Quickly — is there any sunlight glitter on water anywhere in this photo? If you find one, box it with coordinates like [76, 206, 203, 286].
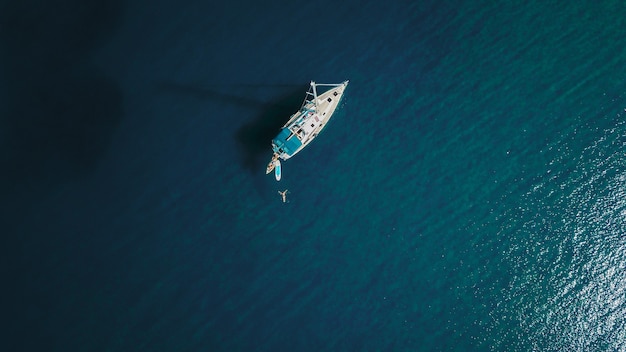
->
[494, 117, 626, 351]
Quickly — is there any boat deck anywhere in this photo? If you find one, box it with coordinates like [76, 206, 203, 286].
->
[271, 81, 348, 161]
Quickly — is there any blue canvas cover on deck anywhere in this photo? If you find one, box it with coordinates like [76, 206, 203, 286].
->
[272, 128, 302, 157]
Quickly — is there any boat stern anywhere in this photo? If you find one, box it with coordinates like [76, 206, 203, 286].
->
[271, 127, 301, 160]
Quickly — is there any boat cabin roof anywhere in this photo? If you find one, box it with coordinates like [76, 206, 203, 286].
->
[272, 110, 320, 157]
[272, 127, 302, 157]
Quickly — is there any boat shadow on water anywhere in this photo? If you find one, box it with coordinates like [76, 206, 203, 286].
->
[235, 85, 308, 173]
[156, 82, 306, 173]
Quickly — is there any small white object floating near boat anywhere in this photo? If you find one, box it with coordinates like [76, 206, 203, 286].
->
[274, 159, 281, 181]
[266, 80, 349, 180]
[266, 156, 282, 181]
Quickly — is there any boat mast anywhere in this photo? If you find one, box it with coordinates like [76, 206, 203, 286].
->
[310, 81, 319, 111]
[311, 81, 318, 101]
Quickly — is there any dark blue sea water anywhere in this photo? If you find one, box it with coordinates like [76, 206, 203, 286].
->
[3, 0, 626, 351]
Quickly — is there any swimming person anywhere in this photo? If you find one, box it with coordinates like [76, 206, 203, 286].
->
[278, 190, 288, 203]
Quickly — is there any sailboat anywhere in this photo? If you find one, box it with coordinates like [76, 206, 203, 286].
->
[266, 80, 349, 181]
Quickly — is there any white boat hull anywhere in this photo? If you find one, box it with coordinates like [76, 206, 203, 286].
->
[267, 80, 348, 181]
[271, 80, 349, 161]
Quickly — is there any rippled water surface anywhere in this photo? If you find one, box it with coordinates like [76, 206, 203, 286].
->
[497, 119, 626, 350]
[4, 0, 626, 351]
